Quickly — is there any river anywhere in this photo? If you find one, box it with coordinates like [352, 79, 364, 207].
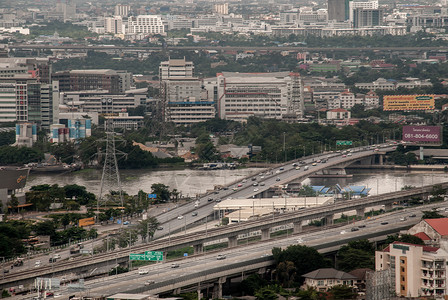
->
[26, 167, 448, 197]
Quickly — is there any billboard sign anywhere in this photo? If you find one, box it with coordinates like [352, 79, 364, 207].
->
[78, 217, 95, 227]
[383, 94, 435, 111]
[402, 126, 442, 144]
[130, 251, 163, 261]
[148, 194, 157, 198]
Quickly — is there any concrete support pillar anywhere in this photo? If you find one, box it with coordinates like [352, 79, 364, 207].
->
[173, 288, 181, 295]
[228, 236, 238, 248]
[379, 154, 384, 165]
[356, 207, 365, 218]
[212, 277, 226, 299]
[384, 203, 393, 211]
[325, 214, 334, 225]
[293, 221, 303, 233]
[261, 228, 270, 241]
[194, 243, 204, 254]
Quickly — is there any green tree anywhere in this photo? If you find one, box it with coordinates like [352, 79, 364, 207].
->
[137, 217, 160, 242]
[336, 240, 374, 272]
[151, 183, 171, 203]
[272, 245, 329, 286]
[241, 274, 268, 295]
[422, 209, 444, 219]
[384, 234, 424, 245]
[327, 285, 357, 300]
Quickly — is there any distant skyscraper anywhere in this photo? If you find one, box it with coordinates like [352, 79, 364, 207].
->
[115, 4, 130, 17]
[328, 0, 351, 21]
[214, 3, 229, 15]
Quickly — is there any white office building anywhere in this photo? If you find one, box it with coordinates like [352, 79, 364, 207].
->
[216, 72, 304, 122]
[127, 15, 165, 35]
[115, 4, 131, 17]
[105, 16, 124, 34]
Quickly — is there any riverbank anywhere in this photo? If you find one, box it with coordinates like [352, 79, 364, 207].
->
[347, 164, 448, 171]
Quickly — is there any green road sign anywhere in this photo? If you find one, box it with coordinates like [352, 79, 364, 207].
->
[129, 253, 146, 261]
[129, 251, 164, 261]
[336, 140, 352, 146]
[145, 251, 163, 261]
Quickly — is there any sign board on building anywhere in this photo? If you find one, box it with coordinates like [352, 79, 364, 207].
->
[78, 217, 95, 227]
[148, 194, 157, 198]
[402, 126, 442, 145]
[336, 140, 352, 146]
[383, 94, 435, 111]
[129, 251, 163, 261]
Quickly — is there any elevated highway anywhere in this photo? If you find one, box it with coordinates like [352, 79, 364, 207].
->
[2, 178, 444, 289]
[23, 204, 439, 299]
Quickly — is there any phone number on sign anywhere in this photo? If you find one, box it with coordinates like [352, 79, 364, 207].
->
[404, 134, 439, 139]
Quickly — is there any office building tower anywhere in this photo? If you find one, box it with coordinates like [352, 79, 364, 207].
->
[115, 4, 131, 17]
[353, 8, 383, 27]
[328, 0, 351, 21]
[105, 16, 124, 34]
[127, 15, 165, 35]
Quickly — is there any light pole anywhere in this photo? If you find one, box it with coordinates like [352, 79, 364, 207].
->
[283, 132, 286, 162]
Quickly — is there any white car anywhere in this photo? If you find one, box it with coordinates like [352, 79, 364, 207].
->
[34, 260, 41, 267]
[53, 254, 61, 259]
[297, 238, 304, 244]
[144, 279, 155, 285]
[138, 269, 149, 275]
[340, 230, 346, 235]
[177, 215, 183, 220]
[253, 188, 259, 192]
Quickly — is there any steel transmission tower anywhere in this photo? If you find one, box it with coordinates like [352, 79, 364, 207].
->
[97, 123, 126, 212]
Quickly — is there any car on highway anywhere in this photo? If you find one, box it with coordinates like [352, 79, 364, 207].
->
[217, 254, 226, 260]
[296, 238, 304, 244]
[358, 224, 366, 228]
[215, 199, 221, 202]
[123, 221, 129, 225]
[260, 182, 265, 186]
[177, 215, 184, 220]
[192, 212, 198, 217]
[253, 188, 259, 192]
[400, 217, 407, 221]
[351, 227, 359, 232]
[409, 214, 417, 217]
[275, 170, 280, 174]
[171, 263, 179, 268]
[279, 167, 284, 171]
[208, 198, 213, 202]
[292, 163, 298, 167]
[304, 166, 309, 171]
[34, 260, 41, 267]
[347, 153, 352, 156]
[237, 184, 243, 187]
[340, 230, 346, 235]
[139, 269, 149, 275]
[342, 155, 347, 158]
[312, 162, 317, 166]
[144, 279, 155, 285]
[380, 221, 389, 225]
[157, 226, 163, 230]
[242, 179, 247, 183]
[276, 177, 281, 181]
[49, 258, 57, 263]
[295, 166, 301, 170]
[253, 182, 258, 186]
[53, 254, 61, 259]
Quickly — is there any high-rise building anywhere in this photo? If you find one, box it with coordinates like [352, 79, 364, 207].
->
[159, 58, 194, 80]
[328, 0, 348, 21]
[348, 0, 378, 22]
[353, 8, 383, 28]
[214, 3, 229, 15]
[127, 15, 165, 35]
[160, 58, 215, 126]
[52, 69, 132, 94]
[216, 72, 304, 122]
[115, 4, 131, 17]
[105, 16, 123, 34]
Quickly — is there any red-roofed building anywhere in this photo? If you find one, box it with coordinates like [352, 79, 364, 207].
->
[408, 218, 448, 249]
[414, 232, 431, 241]
[375, 242, 448, 298]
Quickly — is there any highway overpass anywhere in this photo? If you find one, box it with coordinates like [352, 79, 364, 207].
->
[2, 180, 444, 290]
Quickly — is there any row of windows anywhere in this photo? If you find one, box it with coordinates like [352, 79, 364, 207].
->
[225, 109, 280, 112]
